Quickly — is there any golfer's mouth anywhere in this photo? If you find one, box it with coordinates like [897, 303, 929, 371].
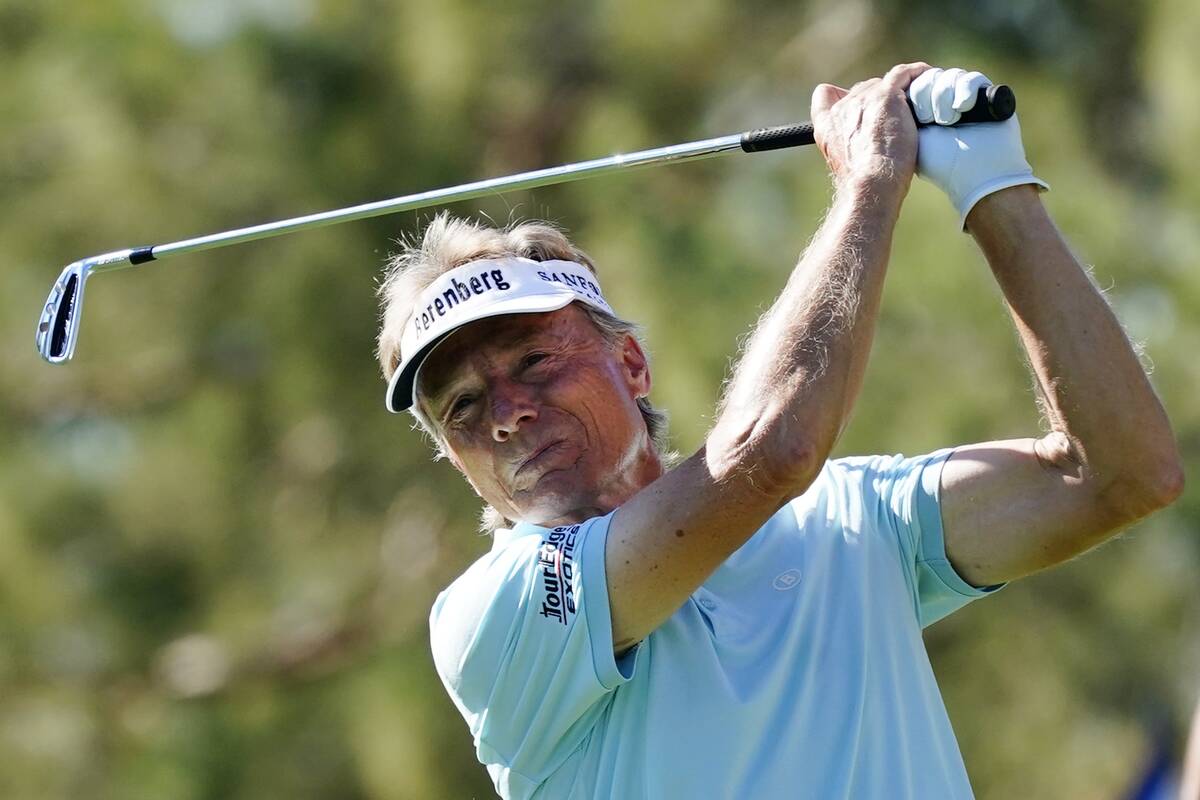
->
[517, 439, 567, 475]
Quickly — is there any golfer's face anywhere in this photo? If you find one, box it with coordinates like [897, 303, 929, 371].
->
[415, 304, 649, 525]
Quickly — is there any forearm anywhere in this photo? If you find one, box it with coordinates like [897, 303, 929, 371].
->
[968, 186, 1182, 508]
[709, 178, 903, 489]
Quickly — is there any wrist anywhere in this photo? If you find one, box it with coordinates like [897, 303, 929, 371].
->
[966, 184, 1047, 240]
[835, 171, 908, 219]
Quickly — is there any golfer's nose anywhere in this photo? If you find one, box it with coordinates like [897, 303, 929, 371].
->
[490, 380, 538, 442]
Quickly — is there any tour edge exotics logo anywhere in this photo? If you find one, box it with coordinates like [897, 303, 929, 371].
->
[537, 524, 579, 625]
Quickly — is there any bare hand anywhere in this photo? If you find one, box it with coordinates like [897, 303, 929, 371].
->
[810, 62, 932, 193]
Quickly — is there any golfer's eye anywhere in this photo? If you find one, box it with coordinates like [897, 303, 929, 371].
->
[521, 352, 548, 370]
[448, 396, 474, 420]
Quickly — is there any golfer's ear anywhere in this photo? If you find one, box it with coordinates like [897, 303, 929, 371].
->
[619, 334, 651, 398]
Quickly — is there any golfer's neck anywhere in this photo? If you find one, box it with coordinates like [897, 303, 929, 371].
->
[541, 444, 664, 528]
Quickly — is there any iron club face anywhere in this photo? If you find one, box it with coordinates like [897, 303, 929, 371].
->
[37, 260, 88, 364]
[36, 248, 136, 364]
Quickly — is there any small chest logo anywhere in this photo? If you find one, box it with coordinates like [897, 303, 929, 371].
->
[772, 568, 802, 591]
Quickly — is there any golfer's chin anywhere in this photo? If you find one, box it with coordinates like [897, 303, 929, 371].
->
[509, 465, 606, 528]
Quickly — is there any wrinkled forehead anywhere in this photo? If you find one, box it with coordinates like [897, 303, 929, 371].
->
[414, 305, 587, 407]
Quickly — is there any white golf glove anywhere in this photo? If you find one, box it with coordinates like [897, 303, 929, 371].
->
[908, 67, 1049, 230]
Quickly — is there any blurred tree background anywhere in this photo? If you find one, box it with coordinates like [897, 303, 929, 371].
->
[2, 0, 1198, 797]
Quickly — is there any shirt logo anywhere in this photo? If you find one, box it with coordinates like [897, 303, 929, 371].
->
[772, 568, 802, 591]
[537, 524, 580, 624]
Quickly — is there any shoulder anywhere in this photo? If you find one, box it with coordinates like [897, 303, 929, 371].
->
[428, 518, 612, 709]
[822, 452, 909, 482]
[783, 450, 955, 524]
[430, 532, 541, 631]
[442, 533, 541, 598]
[818, 450, 955, 495]
[428, 520, 600, 682]
[428, 533, 540, 684]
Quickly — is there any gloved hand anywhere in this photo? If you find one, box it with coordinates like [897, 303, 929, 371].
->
[908, 67, 1049, 230]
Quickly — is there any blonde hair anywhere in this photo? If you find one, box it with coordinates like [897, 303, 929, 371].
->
[376, 212, 673, 533]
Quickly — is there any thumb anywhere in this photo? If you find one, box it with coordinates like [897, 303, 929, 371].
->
[811, 83, 847, 122]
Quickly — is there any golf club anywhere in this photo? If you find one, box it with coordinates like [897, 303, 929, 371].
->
[35, 84, 1014, 365]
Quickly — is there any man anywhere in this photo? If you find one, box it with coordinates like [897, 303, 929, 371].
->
[375, 64, 1183, 798]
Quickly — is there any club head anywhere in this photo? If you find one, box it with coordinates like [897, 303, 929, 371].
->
[36, 260, 89, 364]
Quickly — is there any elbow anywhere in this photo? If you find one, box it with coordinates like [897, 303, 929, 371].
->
[755, 441, 823, 500]
[1147, 453, 1186, 509]
[707, 414, 824, 500]
[1104, 447, 1186, 522]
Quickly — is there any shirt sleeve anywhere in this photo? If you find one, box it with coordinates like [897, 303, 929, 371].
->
[839, 448, 1004, 628]
[428, 512, 638, 797]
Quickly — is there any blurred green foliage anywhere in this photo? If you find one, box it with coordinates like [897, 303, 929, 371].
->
[2, 0, 1198, 797]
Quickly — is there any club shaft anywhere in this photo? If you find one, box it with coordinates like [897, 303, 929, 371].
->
[40, 83, 1018, 365]
[75, 84, 1015, 275]
[93, 133, 746, 273]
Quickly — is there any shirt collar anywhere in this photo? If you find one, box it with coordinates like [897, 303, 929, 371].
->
[492, 521, 547, 550]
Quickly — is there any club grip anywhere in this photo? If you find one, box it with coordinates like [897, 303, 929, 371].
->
[739, 84, 1016, 154]
[739, 123, 816, 152]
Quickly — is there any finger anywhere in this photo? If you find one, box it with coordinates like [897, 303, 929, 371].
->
[952, 70, 990, 113]
[908, 67, 939, 124]
[881, 61, 935, 92]
[931, 67, 965, 125]
[847, 77, 881, 97]
[811, 83, 848, 121]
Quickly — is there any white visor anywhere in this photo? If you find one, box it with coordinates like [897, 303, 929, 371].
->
[386, 257, 615, 413]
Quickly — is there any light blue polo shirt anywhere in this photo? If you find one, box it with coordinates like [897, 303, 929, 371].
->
[429, 448, 1002, 799]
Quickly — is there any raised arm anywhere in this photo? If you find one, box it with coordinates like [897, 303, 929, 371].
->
[888, 67, 1184, 588]
[605, 63, 932, 654]
[936, 186, 1183, 586]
